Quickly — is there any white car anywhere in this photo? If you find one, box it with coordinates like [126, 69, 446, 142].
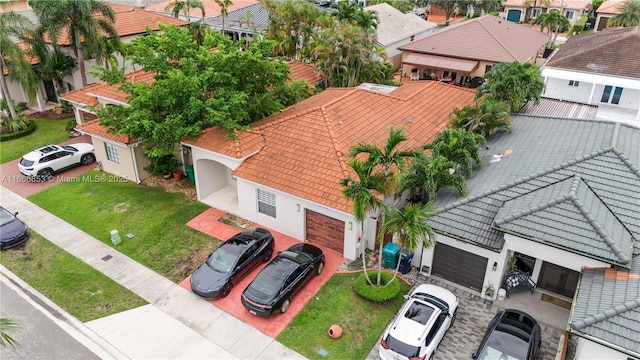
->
[18, 144, 95, 179]
[379, 284, 459, 360]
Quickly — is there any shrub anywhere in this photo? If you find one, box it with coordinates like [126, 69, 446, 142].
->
[0, 119, 36, 141]
[145, 154, 181, 175]
[354, 271, 400, 302]
[66, 119, 77, 133]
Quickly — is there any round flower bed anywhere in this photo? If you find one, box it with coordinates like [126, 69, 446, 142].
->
[353, 271, 400, 302]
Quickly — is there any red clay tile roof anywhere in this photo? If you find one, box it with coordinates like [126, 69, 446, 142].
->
[398, 15, 550, 63]
[2, 42, 40, 75]
[76, 119, 135, 145]
[145, 0, 258, 18]
[285, 61, 323, 84]
[50, 4, 189, 46]
[596, 0, 625, 14]
[502, 0, 588, 10]
[185, 82, 477, 212]
[60, 83, 101, 107]
[60, 70, 155, 106]
[545, 27, 640, 79]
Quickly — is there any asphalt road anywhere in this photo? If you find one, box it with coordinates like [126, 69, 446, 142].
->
[0, 280, 100, 360]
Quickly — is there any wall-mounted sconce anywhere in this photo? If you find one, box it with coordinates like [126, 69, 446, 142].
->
[348, 221, 353, 230]
[492, 262, 498, 271]
[296, 204, 300, 212]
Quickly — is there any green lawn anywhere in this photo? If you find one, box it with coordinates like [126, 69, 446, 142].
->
[277, 272, 411, 360]
[28, 170, 219, 282]
[0, 117, 72, 164]
[0, 232, 148, 322]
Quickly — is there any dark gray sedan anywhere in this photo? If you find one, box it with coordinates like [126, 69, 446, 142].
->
[0, 206, 30, 250]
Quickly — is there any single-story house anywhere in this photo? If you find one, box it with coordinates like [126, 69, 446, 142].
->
[1, 3, 188, 112]
[180, 81, 477, 259]
[422, 115, 639, 306]
[541, 26, 640, 124]
[501, 0, 588, 25]
[594, 0, 625, 31]
[397, 15, 549, 85]
[364, 3, 437, 70]
[145, 0, 258, 21]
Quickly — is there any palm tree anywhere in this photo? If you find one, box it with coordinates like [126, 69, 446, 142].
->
[214, 0, 234, 33]
[30, 0, 119, 87]
[608, 0, 640, 27]
[400, 154, 467, 203]
[0, 317, 20, 349]
[0, 9, 38, 121]
[450, 96, 512, 137]
[188, 20, 210, 46]
[424, 128, 486, 177]
[378, 202, 437, 281]
[165, 0, 205, 21]
[523, 0, 551, 23]
[535, 9, 570, 45]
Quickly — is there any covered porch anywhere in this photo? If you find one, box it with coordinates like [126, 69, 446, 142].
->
[400, 53, 481, 86]
[199, 184, 239, 216]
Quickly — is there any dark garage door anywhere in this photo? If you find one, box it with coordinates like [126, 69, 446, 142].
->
[305, 209, 344, 255]
[432, 244, 487, 291]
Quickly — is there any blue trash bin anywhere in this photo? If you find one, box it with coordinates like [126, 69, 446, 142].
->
[399, 251, 414, 274]
[382, 243, 400, 269]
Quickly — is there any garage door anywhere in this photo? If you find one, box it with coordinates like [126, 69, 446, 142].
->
[432, 244, 487, 291]
[506, 9, 522, 23]
[305, 209, 344, 255]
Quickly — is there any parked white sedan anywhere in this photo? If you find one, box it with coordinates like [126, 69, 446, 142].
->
[18, 144, 95, 179]
[379, 284, 459, 360]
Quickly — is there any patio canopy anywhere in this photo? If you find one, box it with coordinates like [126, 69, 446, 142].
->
[403, 53, 479, 72]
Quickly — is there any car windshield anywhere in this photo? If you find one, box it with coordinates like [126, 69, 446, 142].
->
[0, 209, 16, 226]
[19, 158, 34, 166]
[206, 247, 239, 273]
[478, 327, 529, 360]
[62, 145, 79, 152]
[386, 335, 420, 358]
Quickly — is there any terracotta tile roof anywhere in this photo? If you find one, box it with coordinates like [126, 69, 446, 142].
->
[285, 61, 323, 84]
[2, 42, 39, 75]
[545, 27, 640, 79]
[503, 0, 589, 10]
[187, 82, 476, 212]
[398, 15, 550, 63]
[50, 4, 189, 46]
[0, 0, 28, 12]
[145, 0, 259, 19]
[76, 119, 135, 145]
[60, 83, 101, 107]
[59, 70, 155, 106]
[595, 0, 625, 14]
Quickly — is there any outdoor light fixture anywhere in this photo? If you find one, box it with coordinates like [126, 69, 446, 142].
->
[348, 222, 353, 230]
[296, 204, 300, 212]
[492, 262, 498, 271]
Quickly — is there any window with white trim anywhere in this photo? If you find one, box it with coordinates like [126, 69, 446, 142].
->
[565, 10, 574, 20]
[257, 189, 276, 218]
[105, 143, 120, 163]
[569, 80, 579, 87]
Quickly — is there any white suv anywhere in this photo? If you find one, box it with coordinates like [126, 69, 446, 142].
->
[18, 144, 95, 179]
[379, 284, 459, 360]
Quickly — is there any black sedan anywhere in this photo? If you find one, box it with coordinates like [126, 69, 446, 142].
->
[0, 206, 30, 250]
[472, 309, 541, 360]
[190, 228, 275, 299]
[241, 243, 324, 317]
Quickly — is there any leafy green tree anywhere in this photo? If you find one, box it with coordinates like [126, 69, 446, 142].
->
[93, 25, 290, 171]
[592, 0, 606, 13]
[29, 0, 118, 87]
[477, 61, 544, 112]
[367, 0, 415, 13]
[400, 154, 467, 202]
[0, 9, 38, 121]
[424, 128, 486, 177]
[431, 0, 459, 25]
[0, 317, 20, 349]
[334, 2, 380, 30]
[450, 96, 511, 137]
[273, 79, 317, 106]
[607, 0, 640, 27]
[165, 0, 205, 20]
[188, 20, 212, 46]
[214, 0, 234, 32]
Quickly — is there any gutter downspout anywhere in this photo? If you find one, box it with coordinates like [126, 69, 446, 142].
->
[130, 145, 141, 184]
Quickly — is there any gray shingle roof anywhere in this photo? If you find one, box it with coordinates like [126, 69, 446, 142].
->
[430, 116, 640, 265]
[203, 3, 270, 33]
[365, 3, 437, 46]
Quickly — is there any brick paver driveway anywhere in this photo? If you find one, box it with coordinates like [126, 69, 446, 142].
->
[367, 277, 563, 360]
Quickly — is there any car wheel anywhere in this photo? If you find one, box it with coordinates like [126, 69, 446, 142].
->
[451, 308, 458, 326]
[280, 299, 290, 313]
[429, 354, 435, 360]
[219, 283, 233, 298]
[81, 153, 96, 165]
[316, 262, 324, 275]
[263, 249, 273, 263]
[37, 168, 53, 181]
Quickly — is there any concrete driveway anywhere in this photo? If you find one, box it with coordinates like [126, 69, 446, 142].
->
[0, 135, 95, 198]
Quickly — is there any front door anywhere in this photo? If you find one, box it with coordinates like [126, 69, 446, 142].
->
[43, 80, 57, 102]
[537, 262, 579, 298]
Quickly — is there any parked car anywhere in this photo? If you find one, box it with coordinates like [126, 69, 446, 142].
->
[379, 284, 459, 360]
[241, 243, 324, 317]
[18, 144, 95, 179]
[190, 228, 275, 299]
[0, 206, 30, 250]
[472, 309, 542, 360]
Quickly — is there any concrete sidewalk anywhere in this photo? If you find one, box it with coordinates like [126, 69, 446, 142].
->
[0, 186, 305, 360]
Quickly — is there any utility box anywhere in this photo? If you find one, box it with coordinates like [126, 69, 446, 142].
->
[382, 242, 400, 269]
[399, 251, 414, 274]
[186, 165, 195, 185]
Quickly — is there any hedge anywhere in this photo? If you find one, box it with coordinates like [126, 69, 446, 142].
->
[354, 271, 400, 302]
[0, 120, 36, 141]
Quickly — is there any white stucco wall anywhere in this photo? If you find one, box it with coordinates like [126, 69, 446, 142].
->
[236, 178, 359, 259]
[2, 78, 49, 111]
[544, 78, 594, 103]
[574, 337, 630, 359]
[90, 137, 139, 182]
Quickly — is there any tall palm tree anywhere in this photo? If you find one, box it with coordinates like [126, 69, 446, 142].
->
[165, 0, 205, 21]
[0, 317, 20, 349]
[378, 202, 437, 281]
[449, 96, 512, 137]
[424, 128, 486, 177]
[341, 159, 386, 286]
[30, 0, 118, 87]
[214, 0, 234, 33]
[608, 0, 640, 27]
[0, 9, 37, 121]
